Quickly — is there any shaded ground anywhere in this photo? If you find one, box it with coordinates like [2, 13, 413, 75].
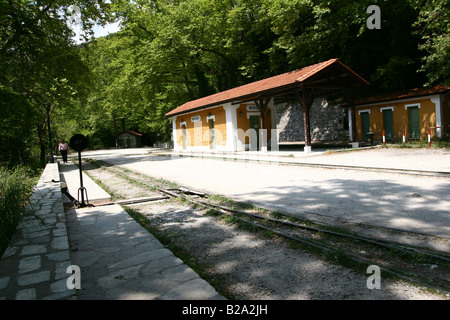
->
[88, 151, 450, 238]
[132, 201, 446, 300]
[81, 160, 449, 300]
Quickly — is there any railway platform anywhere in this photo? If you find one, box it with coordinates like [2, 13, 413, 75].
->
[0, 161, 224, 300]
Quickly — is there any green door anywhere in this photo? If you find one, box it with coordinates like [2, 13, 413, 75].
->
[361, 112, 370, 140]
[209, 119, 215, 149]
[182, 124, 187, 149]
[408, 106, 420, 139]
[383, 109, 394, 140]
[249, 116, 260, 150]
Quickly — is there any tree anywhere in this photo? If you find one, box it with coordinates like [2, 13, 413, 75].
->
[34, 0, 447, 152]
[263, 0, 427, 94]
[0, 86, 37, 167]
[81, 0, 280, 143]
[413, 0, 450, 84]
[0, 0, 112, 166]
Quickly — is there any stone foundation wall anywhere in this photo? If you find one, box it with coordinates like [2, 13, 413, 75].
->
[276, 98, 350, 142]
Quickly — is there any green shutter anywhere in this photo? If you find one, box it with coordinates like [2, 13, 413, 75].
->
[408, 107, 420, 139]
[209, 119, 215, 149]
[383, 109, 394, 140]
[361, 112, 370, 140]
[182, 124, 187, 149]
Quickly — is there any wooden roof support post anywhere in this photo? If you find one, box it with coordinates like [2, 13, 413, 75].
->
[350, 100, 357, 145]
[344, 91, 358, 147]
[296, 88, 314, 153]
[254, 97, 271, 152]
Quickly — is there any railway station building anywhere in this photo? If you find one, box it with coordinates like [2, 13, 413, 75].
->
[353, 85, 450, 142]
[165, 58, 369, 153]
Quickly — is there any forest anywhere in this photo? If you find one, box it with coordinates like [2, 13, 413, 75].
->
[1, 0, 449, 169]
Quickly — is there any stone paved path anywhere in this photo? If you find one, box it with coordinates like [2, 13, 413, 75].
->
[0, 161, 224, 300]
[66, 204, 224, 300]
[0, 163, 75, 300]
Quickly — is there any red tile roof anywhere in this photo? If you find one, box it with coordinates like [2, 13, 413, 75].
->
[355, 85, 450, 106]
[120, 130, 143, 137]
[165, 58, 368, 117]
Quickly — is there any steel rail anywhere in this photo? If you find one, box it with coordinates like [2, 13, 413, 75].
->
[185, 196, 450, 295]
[192, 200, 450, 263]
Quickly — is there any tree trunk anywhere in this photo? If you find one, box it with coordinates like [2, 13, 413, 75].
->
[112, 114, 119, 147]
[37, 125, 46, 167]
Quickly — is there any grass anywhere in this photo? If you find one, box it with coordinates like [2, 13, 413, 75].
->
[0, 166, 37, 257]
[323, 138, 450, 154]
[385, 139, 450, 149]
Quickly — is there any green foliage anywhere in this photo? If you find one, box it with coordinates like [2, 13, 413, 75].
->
[1, 0, 448, 165]
[413, 0, 450, 85]
[0, 166, 37, 255]
[0, 1, 111, 166]
[264, 0, 427, 92]
[86, 125, 117, 149]
[0, 87, 39, 168]
[80, 0, 446, 146]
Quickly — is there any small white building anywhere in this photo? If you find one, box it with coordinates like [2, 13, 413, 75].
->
[118, 131, 142, 148]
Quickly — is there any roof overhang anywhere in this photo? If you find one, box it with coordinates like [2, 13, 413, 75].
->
[165, 58, 369, 117]
[353, 85, 450, 107]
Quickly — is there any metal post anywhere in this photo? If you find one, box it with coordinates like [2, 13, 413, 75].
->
[70, 133, 91, 208]
[77, 150, 87, 207]
[44, 102, 54, 163]
[428, 128, 431, 148]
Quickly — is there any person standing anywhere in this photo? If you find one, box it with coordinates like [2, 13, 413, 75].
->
[58, 139, 69, 163]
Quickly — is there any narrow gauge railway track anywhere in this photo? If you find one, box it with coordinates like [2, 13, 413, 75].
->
[160, 189, 450, 295]
[84, 159, 450, 296]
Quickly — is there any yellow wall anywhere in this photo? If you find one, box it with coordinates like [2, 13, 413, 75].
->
[355, 98, 438, 141]
[175, 106, 227, 149]
[235, 103, 272, 145]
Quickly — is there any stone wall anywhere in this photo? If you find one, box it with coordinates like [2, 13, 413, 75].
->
[276, 98, 350, 142]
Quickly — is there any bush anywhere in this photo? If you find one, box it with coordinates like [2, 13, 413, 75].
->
[0, 166, 36, 256]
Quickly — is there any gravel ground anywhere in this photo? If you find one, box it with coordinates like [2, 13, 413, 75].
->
[82, 161, 449, 300]
[133, 201, 446, 300]
[87, 149, 450, 238]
